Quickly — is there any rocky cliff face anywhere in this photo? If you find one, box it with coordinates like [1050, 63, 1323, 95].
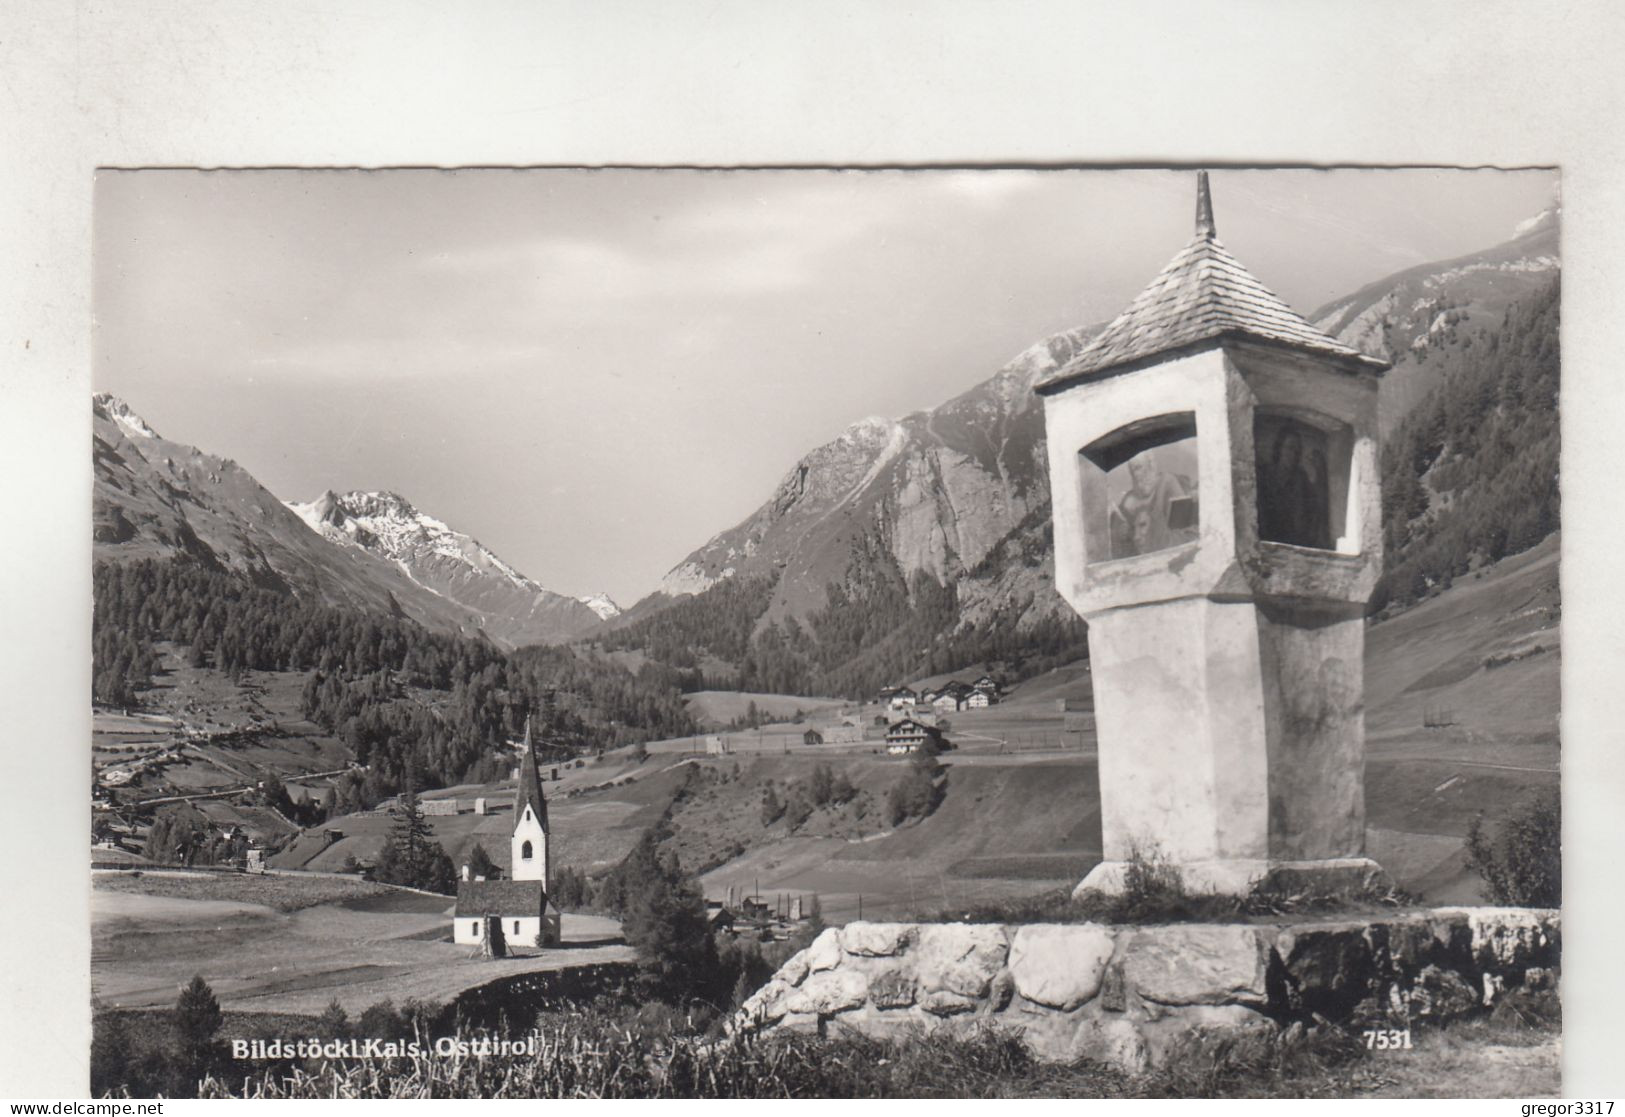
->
[641, 326, 1096, 631]
[621, 211, 1561, 661]
[287, 489, 607, 647]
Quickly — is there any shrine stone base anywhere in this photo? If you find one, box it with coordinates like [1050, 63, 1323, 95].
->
[1076, 856, 1391, 900]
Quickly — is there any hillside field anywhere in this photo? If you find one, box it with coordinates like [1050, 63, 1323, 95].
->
[547, 539, 1560, 919]
[91, 869, 630, 1015]
[169, 535, 1559, 928]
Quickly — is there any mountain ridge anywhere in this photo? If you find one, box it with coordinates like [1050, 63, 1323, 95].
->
[286, 488, 608, 645]
[599, 209, 1561, 697]
[93, 394, 604, 649]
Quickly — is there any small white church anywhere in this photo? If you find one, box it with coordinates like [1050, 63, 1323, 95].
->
[452, 721, 563, 952]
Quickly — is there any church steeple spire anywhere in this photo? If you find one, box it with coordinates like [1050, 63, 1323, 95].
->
[510, 713, 550, 886]
[1195, 169, 1216, 238]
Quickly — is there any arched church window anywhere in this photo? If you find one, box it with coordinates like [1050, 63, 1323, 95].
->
[521, 840, 533, 860]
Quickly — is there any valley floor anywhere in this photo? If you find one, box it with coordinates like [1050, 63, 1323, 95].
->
[91, 870, 631, 1016]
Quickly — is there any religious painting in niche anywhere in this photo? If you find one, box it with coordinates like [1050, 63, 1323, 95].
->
[1103, 437, 1199, 559]
[1255, 415, 1333, 550]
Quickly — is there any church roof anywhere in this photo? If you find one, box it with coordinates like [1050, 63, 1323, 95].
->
[1036, 172, 1388, 394]
[513, 719, 548, 829]
[454, 878, 547, 917]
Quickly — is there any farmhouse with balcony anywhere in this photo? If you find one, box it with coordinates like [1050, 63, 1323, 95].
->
[885, 717, 943, 754]
[883, 686, 918, 710]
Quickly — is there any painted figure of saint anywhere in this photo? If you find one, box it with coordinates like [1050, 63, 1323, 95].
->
[1109, 451, 1198, 557]
[1257, 425, 1330, 549]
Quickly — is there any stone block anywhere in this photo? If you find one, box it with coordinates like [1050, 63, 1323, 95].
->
[1402, 964, 1481, 1022]
[868, 968, 917, 1009]
[785, 968, 868, 1016]
[1007, 1006, 1085, 1064]
[842, 922, 918, 958]
[1524, 966, 1557, 992]
[778, 953, 810, 988]
[1009, 924, 1115, 1010]
[1276, 922, 1375, 1015]
[778, 1012, 822, 1034]
[1464, 909, 1560, 973]
[901, 924, 1008, 1003]
[1139, 1003, 1276, 1069]
[919, 990, 978, 1016]
[827, 1005, 932, 1041]
[739, 979, 794, 1026]
[1070, 1011, 1150, 1073]
[1122, 924, 1270, 1006]
[803, 927, 845, 974]
[1382, 912, 1473, 973]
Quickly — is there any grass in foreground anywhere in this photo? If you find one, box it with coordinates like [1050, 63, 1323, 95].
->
[915, 881, 1417, 926]
[182, 1008, 1557, 1100]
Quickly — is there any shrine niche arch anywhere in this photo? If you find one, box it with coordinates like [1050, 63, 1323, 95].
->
[1078, 412, 1199, 562]
[1251, 407, 1357, 555]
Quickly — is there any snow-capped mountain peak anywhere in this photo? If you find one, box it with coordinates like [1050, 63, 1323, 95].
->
[92, 393, 161, 441]
[577, 592, 622, 620]
[287, 489, 536, 592]
[1512, 205, 1559, 240]
[283, 488, 608, 643]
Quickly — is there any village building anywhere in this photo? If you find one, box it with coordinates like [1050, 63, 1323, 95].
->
[965, 690, 992, 709]
[704, 734, 730, 755]
[453, 722, 562, 952]
[885, 687, 918, 710]
[885, 717, 943, 754]
[802, 729, 824, 746]
[706, 901, 736, 934]
[931, 690, 963, 713]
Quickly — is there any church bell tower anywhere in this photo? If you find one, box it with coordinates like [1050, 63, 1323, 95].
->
[510, 718, 551, 887]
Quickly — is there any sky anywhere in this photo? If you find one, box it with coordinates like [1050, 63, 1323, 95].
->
[93, 167, 1558, 605]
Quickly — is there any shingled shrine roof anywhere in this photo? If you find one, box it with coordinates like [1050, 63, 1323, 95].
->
[1036, 172, 1388, 394]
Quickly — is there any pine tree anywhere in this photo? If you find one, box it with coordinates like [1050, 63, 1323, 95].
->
[466, 841, 499, 880]
[315, 998, 350, 1039]
[173, 975, 223, 1088]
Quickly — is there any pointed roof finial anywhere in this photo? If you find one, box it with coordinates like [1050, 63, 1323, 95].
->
[1195, 170, 1216, 238]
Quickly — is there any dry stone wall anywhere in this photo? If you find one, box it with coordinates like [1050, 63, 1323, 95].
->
[734, 909, 1559, 1071]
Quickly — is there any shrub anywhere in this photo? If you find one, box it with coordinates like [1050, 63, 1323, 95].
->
[1465, 789, 1560, 906]
[885, 767, 941, 826]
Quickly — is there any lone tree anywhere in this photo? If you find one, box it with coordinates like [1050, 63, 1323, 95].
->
[173, 975, 223, 1089]
[465, 841, 499, 881]
[374, 766, 456, 894]
[609, 830, 719, 1004]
